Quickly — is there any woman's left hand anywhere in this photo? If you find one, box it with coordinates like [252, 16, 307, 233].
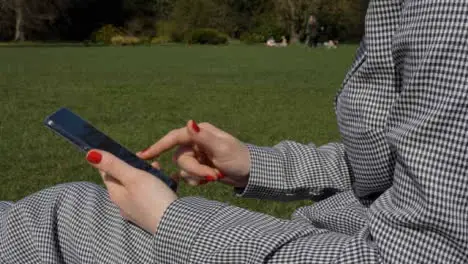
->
[85, 150, 177, 234]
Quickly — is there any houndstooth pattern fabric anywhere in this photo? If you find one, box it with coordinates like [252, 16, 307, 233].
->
[2, 0, 468, 263]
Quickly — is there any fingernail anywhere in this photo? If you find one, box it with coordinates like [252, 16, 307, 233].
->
[199, 180, 208, 185]
[192, 120, 200, 133]
[205, 175, 216, 182]
[217, 172, 225, 179]
[86, 151, 102, 164]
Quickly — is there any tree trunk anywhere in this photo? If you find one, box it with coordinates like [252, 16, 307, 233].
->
[14, 0, 24, 41]
[289, 24, 299, 44]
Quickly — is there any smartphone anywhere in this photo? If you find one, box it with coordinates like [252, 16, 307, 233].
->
[44, 107, 177, 191]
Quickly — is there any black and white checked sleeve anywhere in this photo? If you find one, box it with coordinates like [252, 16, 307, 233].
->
[154, 196, 354, 264]
[235, 142, 353, 201]
[364, 2, 468, 262]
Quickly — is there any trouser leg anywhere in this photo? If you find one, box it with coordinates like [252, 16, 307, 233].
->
[0, 182, 155, 264]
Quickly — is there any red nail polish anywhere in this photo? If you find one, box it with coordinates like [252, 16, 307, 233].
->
[217, 172, 225, 179]
[192, 121, 200, 133]
[199, 180, 208, 185]
[86, 151, 102, 164]
[205, 175, 216, 182]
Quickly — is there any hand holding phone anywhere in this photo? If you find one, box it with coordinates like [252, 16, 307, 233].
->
[44, 108, 177, 191]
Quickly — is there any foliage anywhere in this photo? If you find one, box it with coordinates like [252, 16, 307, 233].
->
[0, 0, 71, 41]
[125, 17, 157, 37]
[154, 20, 180, 42]
[171, 0, 234, 36]
[151, 35, 171, 44]
[240, 32, 265, 44]
[110, 35, 141, 46]
[0, 0, 367, 43]
[252, 12, 287, 42]
[92, 24, 124, 44]
[316, 0, 363, 41]
[188, 28, 228, 45]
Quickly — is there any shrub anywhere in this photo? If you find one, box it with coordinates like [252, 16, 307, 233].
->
[151, 36, 171, 45]
[240, 32, 265, 44]
[110, 35, 141, 46]
[188, 28, 228, 45]
[92, 24, 124, 44]
[155, 21, 176, 38]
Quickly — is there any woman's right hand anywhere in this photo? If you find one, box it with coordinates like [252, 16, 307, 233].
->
[137, 120, 251, 188]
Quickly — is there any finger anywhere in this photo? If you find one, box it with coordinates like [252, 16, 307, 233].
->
[151, 161, 161, 170]
[86, 150, 138, 186]
[137, 127, 190, 160]
[178, 170, 207, 186]
[176, 154, 219, 181]
[186, 120, 223, 154]
[99, 170, 128, 206]
[172, 145, 195, 162]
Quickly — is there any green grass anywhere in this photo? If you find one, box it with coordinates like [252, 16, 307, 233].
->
[0, 44, 356, 219]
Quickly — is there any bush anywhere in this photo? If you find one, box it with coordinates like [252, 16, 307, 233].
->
[92, 24, 124, 44]
[188, 28, 228, 45]
[110, 35, 141, 46]
[240, 32, 265, 44]
[125, 18, 156, 37]
[151, 36, 171, 45]
[252, 13, 287, 42]
[155, 21, 176, 38]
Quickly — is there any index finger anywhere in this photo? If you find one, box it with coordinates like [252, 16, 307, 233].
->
[137, 127, 190, 160]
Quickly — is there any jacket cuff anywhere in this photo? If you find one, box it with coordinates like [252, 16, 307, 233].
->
[234, 144, 286, 199]
[153, 197, 227, 264]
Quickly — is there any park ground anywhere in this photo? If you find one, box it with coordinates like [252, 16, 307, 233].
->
[0, 44, 357, 218]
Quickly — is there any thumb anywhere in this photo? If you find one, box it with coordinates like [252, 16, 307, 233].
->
[186, 120, 220, 152]
[86, 150, 136, 185]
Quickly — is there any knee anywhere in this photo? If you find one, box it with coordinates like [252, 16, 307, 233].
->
[55, 182, 106, 199]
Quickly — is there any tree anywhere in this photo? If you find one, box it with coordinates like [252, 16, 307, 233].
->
[316, 0, 363, 41]
[0, 0, 70, 41]
[171, 0, 233, 34]
[274, 0, 318, 43]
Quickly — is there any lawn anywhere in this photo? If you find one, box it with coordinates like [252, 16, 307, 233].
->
[0, 44, 357, 219]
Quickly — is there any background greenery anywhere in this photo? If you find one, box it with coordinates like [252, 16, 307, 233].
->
[0, 0, 368, 43]
[0, 44, 356, 218]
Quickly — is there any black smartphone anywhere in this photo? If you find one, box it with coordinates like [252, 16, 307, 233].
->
[44, 107, 177, 191]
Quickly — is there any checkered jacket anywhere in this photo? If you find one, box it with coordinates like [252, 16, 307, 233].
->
[2, 1, 468, 263]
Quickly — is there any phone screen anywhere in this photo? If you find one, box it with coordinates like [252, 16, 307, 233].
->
[44, 108, 177, 191]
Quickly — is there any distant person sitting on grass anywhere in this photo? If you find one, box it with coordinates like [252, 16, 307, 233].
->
[265, 37, 276, 47]
[324, 40, 339, 49]
[2, 1, 468, 263]
[278, 36, 288, 47]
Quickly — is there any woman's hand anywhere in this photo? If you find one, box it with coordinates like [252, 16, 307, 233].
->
[86, 150, 177, 234]
[137, 120, 251, 188]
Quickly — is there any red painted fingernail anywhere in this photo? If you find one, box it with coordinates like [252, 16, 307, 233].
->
[192, 120, 200, 133]
[199, 180, 208, 185]
[205, 175, 216, 182]
[86, 151, 102, 164]
[217, 172, 225, 179]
